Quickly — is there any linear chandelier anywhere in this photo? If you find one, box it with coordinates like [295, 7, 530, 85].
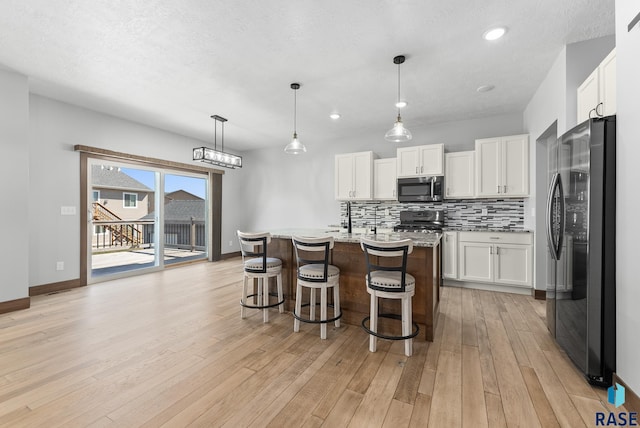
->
[193, 115, 242, 169]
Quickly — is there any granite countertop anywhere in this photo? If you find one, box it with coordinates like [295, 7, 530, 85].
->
[443, 226, 533, 233]
[270, 228, 441, 247]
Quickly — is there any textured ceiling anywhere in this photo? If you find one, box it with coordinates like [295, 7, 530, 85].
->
[0, 0, 615, 152]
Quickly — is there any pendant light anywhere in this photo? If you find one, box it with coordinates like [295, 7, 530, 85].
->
[384, 55, 412, 143]
[284, 83, 307, 154]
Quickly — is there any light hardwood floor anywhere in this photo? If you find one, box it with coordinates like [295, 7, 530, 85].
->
[0, 258, 624, 427]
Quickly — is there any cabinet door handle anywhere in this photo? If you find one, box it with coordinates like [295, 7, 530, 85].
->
[352, 190, 356, 198]
[447, 187, 450, 196]
[490, 246, 493, 254]
[421, 166, 424, 173]
[503, 185, 507, 193]
[490, 237, 500, 240]
[416, 167, 418, 174]
[496, 246, 500, 255]
[497, 185, 501, 193]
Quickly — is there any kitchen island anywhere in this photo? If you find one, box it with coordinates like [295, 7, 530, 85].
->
[267, 229, 441, 341]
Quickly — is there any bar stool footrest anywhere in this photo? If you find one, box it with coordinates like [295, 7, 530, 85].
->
[240, 292, 285, 309]
[361, 313, 419, 341]
[293, 303, 342, 324]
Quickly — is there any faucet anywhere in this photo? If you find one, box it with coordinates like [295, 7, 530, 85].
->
[346, 201, 352, 234]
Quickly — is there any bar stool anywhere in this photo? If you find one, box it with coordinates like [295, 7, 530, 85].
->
[237, 231, 284, 322]
[291, 236, 341, 339]
[360, 237, 419, 357]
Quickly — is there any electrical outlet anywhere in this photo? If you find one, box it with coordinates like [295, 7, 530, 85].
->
[384, 209, 390, 216]
[56, 261, 64, 271]
[482, 208, 488, 216]
[360, 209, 366, 216]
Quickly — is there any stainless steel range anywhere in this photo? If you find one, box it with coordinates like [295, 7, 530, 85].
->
[393, 210, 444, 233]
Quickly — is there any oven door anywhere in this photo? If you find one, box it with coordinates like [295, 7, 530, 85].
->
[397, 177, 434, 202]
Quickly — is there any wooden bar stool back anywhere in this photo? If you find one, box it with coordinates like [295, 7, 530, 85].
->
[237, 231, 284, 322]
[291, 236, 341, 339]
[360, 237, 419, 356]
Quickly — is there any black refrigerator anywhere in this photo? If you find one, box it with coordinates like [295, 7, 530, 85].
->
[545, 115, 616, 387]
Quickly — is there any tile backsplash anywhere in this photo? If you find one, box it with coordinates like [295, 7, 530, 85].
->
[339, 199, 525, 230]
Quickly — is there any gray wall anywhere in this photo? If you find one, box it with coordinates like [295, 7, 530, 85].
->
[615, 0, 640, 401]
[28, 94, 247, 287]
[523, 36, 616, 291]
[0, 69, 29, 302]
[242, 112, 523, 232]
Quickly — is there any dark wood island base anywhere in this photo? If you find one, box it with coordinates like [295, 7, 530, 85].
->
[268, 234, 441, 341]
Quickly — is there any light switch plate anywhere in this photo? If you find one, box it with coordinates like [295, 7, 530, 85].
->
[61, 206, 76, 215]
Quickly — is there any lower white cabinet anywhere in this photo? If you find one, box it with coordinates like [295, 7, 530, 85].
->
[442, 231, 458, 279]
[457, 231, 533, 288]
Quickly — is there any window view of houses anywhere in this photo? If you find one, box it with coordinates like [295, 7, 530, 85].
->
[90, 165, 207, 276]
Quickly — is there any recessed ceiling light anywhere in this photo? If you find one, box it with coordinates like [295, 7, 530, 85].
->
[395, 101, 408, 109]
[483, 27, 507, 41]
[477, 84, 495, 93]
[329, 113, 341, 120]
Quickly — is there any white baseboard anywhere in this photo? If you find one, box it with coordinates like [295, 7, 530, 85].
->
[443, 279, 532, 295]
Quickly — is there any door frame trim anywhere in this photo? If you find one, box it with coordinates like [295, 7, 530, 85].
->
[78, 147, 223, 286]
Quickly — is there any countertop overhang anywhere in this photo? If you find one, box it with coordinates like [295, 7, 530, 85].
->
[270, 228, 441, 247]
[443, 227, 533, 233]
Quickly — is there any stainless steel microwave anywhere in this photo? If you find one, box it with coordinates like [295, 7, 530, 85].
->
[397, 176, 444, 202]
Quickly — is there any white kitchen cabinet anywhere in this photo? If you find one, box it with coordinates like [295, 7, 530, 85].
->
[445, 151, 474, 199]
[442, 231, 458, 279]
[459, 241, 493, 282]
[577, 48, 616, 123]
[476, 134, 529, 197]
[373, 158, 397, 200]
[458, 231, 533, 287]
[396, 144, 444, 177]
[335, 151, 374, 200]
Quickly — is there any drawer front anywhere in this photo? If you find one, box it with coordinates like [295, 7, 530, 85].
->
[458, 231, 532, 245]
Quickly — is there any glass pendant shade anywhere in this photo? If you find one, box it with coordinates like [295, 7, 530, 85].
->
[284, 132, 307, 154]
[285, 83, 307, 154]
[385, 55, 412, 143]
[385, 115, 412, 143]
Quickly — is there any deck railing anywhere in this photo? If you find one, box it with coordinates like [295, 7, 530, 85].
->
[92, 220, 154, 250]
[143, 221, 206, 251]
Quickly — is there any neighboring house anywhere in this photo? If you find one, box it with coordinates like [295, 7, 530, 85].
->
[149, 189, 203, 211]
[140, 199, 206, 250]
[91, 165, 153, 221]
[91, 165, 153, 249]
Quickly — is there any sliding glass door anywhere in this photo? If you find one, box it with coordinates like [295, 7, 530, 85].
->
[163, 173, 208, 265]
[88, 160, 209, 282]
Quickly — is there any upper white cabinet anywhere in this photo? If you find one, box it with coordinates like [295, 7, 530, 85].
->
[397, 144, 444, 177]
[335, 151, 374, 200]
[445, 151, 475, 199]
[475, 134, 529, 198]
[373, 158, 397, 200]
[577, 48, 616, 123]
